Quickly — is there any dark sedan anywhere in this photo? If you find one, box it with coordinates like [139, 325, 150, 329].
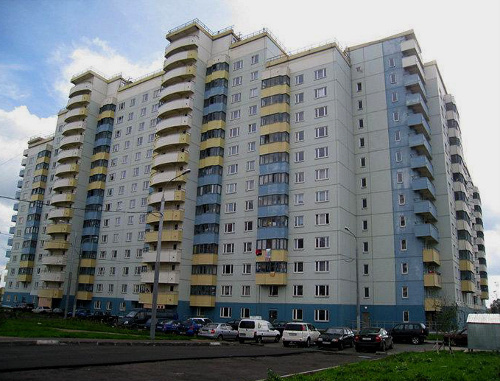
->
[354, 327, 393, 352]
[272, 320, 288, 336]
[443, 328, 467, 346]
[157, 319, 182, 334]
[317, 327, 354, 350]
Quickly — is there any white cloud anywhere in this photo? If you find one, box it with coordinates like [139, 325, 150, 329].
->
[0, 64, 31, 102]
[50, 37, 163, 101]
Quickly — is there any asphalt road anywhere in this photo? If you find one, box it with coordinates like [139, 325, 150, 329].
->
[0, 341, 437, 381]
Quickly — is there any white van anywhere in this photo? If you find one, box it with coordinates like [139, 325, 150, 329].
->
[238, 317, 281, 343]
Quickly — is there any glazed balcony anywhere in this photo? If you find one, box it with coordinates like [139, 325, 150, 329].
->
[424, 298, 442, 312]
[53, 178, 78, 190]
[146, 210, 185, 224]
[38, 288, 64, 299]
[160, 81, 195, 103]
[154, 133, 190, 151]
[69, 82, 92, 97]
[47, 207, 73, 220]
[17, 274, 32, 282]
[412, 177, 436, 200]
[151, 152, 189, 169]
[256, 272, 287, 285]
[139, 292, 179, 306]
[57, 148, 82, 162]
[62, 121, 86, 135]
[481, 291, 489, 300]
[164, 35, 199, 58]
[411, 155, 434, 179]
[148, 190, 185, 205]
[66, 94, 90, 110]
[44, 240, 71, 250]
[21, 158, 27, 166]
[76, 291, 93, 301]
[163, 49, 197, 71]
[64, 106, 88, 123]
[40, 272, 65, 283]
[156, 115, 192, 134]
[414, 200, 438, 222]
[141, 270, 180, 284]
[404, 73, 426, 99]
[142, 249, 182, 264]
[190, 274, 217, 286]
[461, 280, 475, 293]
[46, 223, 72, 235]
[60, 134, 84, 149]
[402, 55, 425, 81]
[255, 250, 288, 263]
[144, 230, 183, 243]
[409, 134, 432, 159]
[149, 169, 188, 187]
[9, 226, 15, 234]
[157, 98, 194, 119]
[162, 65, 196, 87]
[55, 163, 80, 176]
[459, 259, 475, 272]
[414, 223, 439, 243]
[189, 295, 215, 307]
[78, 275, 95, 284]
[424, 273, 442, 288]
[406, 93, 429, 120]
[407, 113, 431, 139]
[11, 215, 17, 223]
[192, 254, 218, 265]
[42, 255, 66, 266]
[423, 247, 441, 265]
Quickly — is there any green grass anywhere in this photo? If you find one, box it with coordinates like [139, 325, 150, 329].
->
[266, 352, 500, 381]
[0, 311, 190, 340]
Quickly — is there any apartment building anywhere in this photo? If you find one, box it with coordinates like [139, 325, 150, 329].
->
[2, 19, 488, 327]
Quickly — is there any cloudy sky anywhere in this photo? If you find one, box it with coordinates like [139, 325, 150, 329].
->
[0, 0, 499, 302]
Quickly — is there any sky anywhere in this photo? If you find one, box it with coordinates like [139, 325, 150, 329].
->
[0, 0, 499, 302]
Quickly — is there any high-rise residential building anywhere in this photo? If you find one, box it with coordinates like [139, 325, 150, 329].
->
[3, 19, 488, 327]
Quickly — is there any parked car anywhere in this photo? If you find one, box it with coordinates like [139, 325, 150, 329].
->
[157, 319, 183, 334]
[354, 327, 394, 352]
[317, 327, 355, 350]
[13, 303, 34, 311]
[226, 319, 241, 330]
[74, 309, 91, 318]
[118, 308, 151, 329]
[390, 322, 429, 345]
[178, 318, 212, 336]
[52, 308, 64, 315]
[238, 318, 281, 343]
[282, 322, 321, 347]
[32, 306, 52, 314]
[199, 323, 239, 340]
[272, 320, 288, 336]
[443, 328, 468, 347]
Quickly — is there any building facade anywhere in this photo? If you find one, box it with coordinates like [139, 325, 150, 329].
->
[3, 19, 488, 327]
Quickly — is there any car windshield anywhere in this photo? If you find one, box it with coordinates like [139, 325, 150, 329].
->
[285, 324, 304, 331]
[205, 324, 218, 329]
[239, 321, 255, 329]
[326, 328, 343, 334]
[126, 311, 138, 318]
[359, 328, 380, 334]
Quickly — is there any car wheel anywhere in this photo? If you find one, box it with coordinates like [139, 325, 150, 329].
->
[381, 342, 387, 352]
[217, 334, 223, 341]
[256, 336, 262, 344]
[355, 345, 361, 352]
[274, 335, 280, 343]
[338, 342, 344, 351]
[283, 341, 290, 347]
[304, 338, 311, 348]
[411, 336, 420, 345]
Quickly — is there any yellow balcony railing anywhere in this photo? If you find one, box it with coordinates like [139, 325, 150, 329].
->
[256, 250, 287, 263]
[139, 292, 179, 306]
[192, 254, 218, 265]
[76, 291, 93, 301]
[424, 298, 442, 312]
[38, 288, 64, 299]
[424, 273, 442, 288]
[189, 295, 216, 307]
[255, 272, 287, 285]
[190, 274, 217, 286]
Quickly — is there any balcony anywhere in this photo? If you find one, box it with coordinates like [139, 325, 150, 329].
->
[163, 49, 197, 71]
[423, 248, 441, 265]
[69, 82, 92, 97]
[424, 273, 442, 288]
[60, 135, 84, 149]
[13, 202, 19, 211]
[142, 249, 182, 263]
[411, 155, 434, 179]
[38, 288, 64, 299]
[164, 35, 199, 58]
[255, 250, 288, 263]
[55, 163, 79, 176]
[44, 240, 71, 250]
[156, 115, 192, 134]
[157, 98, 194, 119]
[192, 253, 218, 265]
[412, 177, 436, 200]
[407, 113, 431, 139]
[409, 134, 432, 159]
[17, 180, 23, 188]
[480, 278, 488, 287]
[404, 73, 427, 99]
[189, 295, 216, 307]
[402, 55, 425, 81]
[48, 207, 73, 220]
[146, 210, 185, 224]
[139, 292, 179, 306]
[256, 272, 287, 285]
[53, 178, 78, 190]
[424, 298, 442, 312]
[17, 274, 32, 282]
[141, 270, 180, 284]
[66, 94, 90, 109]
[62, 121, 86, 135]
[15, 190, 21, 200]
[461, 280, 475, 293]
[160, 81, 195, 103]
[481, 291, 489, 300]
[11, 215, 17, 223]
[76, 291, 93, 301]
[9, 226, 15, 234]
[46, 223, 72, 234]
[414, 223, 439, 243]
[77, 274, 94, 284]
[406, 93, 429, 120]
[154, 133, 190, 150]
[401, 39, 421, 57]
[144, 230, 183, 243]
[148, 190, 186, 204]
[162, 65, 196, 87]
[40, 272, 65, 282]
[149, 169, 188, 187]
[190, 274, 217, 286]
[21, 158, 27, 166]
[459, 259, 475, 272]
[42, 255, 66, 266]
[57, 148, 82, 161]
[19, 169, 25, 177]
[64, 106, 88, 123]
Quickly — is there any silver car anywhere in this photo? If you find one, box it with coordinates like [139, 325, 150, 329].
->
[198, 323, 239, 341]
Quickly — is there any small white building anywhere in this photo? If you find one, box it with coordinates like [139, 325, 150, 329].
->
[466, 314, 500, 350]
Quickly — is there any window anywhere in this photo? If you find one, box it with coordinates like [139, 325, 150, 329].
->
[395, 130, 401, 141]
[233, 60, 243, 71]
[246, 179, 255, 191]
[220, 307, 232, 318]
[247, 141, 256, 152]
[108, 284, 114, 293]
[357, 100, 363, 110]
[294, 238, 304, 250]
[245, 200, 254, 211]
[315, 236, 329, 248]
[315, 146, 328, 158]
[224, 223, 235, 233]
[315, 285, 329, 297]
[397, 172, 403, 184]
[388, 57, 396, 68]
[401, 263, 408, 274]
[250, 71, 258, 81]
[230, 110, 240, 120]
[137, 136, 143, 146]
[225, 202, 236, 213]
[363, 242, 369, 253]
[359, 137, 365, 148]
[228, 145, 239, 156]
[140, 107, 146, 117]
[295, 74, 304, 85]
[363, 264, 369, 276]
[227, 164, 238, 175]
[244, 221, 253, 231]
[393, 111, 400, 122]
[232, 76, 242, 87]
[246, 160, 255, 171]
[314, 309, 329, 322]
[400, 215, 406, 228]
[402, 286, 409, 298]
[242, 263, 251, 274]
[294, 193, 304, 205]
[269, 286, 279, 297]
[315, 126, 328, 138]
[401, 239, 407, 251]
[295, 92, 304, 104]
[221, 285, 232, 296]
[315, 106, 327, 118]
[222, 264, 234, 275]
[315, 260, 329, 272]
[223, 243, 235, 254]
[249, 88, 258, 98]
[294, 262, 304, 273]
[315, 190, 329, 202]
[128, 112, 134, 121]
[295, 151, 304, 162]
[356, 82, 362, 92]
[294, 215, 304, 227]
[358, 118, 364, 128]
[314, 87, 327, 98]
[315, 168, 329, 181]
[389, 73, 396, 84]
[126, 232, 132, 242]
[364, 287, 370, 298]
[314, 68, 326, 80]
[295, 131, 304, 142]
[295, 171, 305, 183]
[293, 285, 303, 297]
[231, 93, 241, 103]
[362, 220, 368, 231]
[362, 198, 368, 209]
[241, 285, 251, 296]
[360, 157, 366, 167]
[243, 242, 252, 253]
[295, 111, 304, 122]
[142, 93, 148, 102]
[391, 92, 398, 103]
[403, 311, 409, 322]
[251, 54, 259, 64]
[315, 213, 330, 225]
[248, 123, 257, 134]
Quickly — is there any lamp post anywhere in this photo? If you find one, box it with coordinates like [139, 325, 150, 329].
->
[345, 226, 360, 332]
[150, 168, 191, 340]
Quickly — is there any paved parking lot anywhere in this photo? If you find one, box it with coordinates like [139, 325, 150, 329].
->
[0, 340, 437, 381]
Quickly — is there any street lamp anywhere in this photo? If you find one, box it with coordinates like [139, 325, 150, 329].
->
[345, 226, 360, 332]
[150, 168, 191, 340]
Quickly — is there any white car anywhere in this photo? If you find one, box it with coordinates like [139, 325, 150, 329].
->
[282, 322, 321, 347]
[32, 306, 52, 314]
[238, 318, 281, 343]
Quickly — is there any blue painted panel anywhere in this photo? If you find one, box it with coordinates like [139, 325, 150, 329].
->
[407, 113, 431, 138]
[406, 93, 429, 119]
[204, 86, 228, 99]
[84, 210, 102, 220]
[23, 233, 38, 241]
[194, 213, 220, 225]
[258, 183, 288, 196]
[2, 291, 35, 306]
[196, 194, 221, 206]
[411, 177, 436, 199]
[193, 232, 219, 245]
[257, 205, 288, 217]
[82, 241, 99, 252]
[414, 223, 439, 242]
[96, 123, 113, 134]
[82, 226, 100, 236]
[86, 195, 104, 206]
[257, 227, 288, 239]
[25, 219, 40, 228]
[414, 200, 438, 221]
[21, 246, 37, 255]
[203, 103, 226, 116]
[410, 155, 434, 178]
[259, 162, 289, 175]
[404, 73, 427, 99]
[409, 134, 432, 158]
[94, 137, 112, 147]
[197, 174, 222, 187]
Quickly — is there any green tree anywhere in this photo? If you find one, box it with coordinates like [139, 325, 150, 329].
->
[490, 299, 500, 314]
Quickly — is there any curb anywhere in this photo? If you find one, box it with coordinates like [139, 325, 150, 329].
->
[0, 338, 233, 347]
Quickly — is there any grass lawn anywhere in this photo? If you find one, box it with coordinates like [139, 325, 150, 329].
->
[266, 351, 500, 381]
[0, 311, 190, 340]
